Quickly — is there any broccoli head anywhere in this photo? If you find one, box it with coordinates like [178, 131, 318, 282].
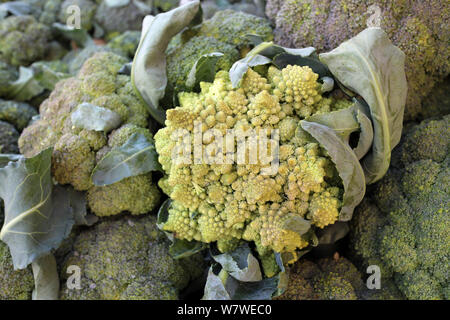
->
[198, 9, 273, 50]
[0, 99, 37, 131]
[155, 65, 350, 261]
[266, 0, 449, 121]
[0, 15, 53, 66]
[0, 120, 20, 153]
[0, 61, 18, 97]
[350, 115, 450, 299]
[18, 51, 160, 217]
[106, 30, 141, 59]
[0, 240, 34, 300]
[58, 214, 205, 300]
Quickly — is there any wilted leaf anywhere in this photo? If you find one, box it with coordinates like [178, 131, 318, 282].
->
[229, 53, 271, 88]
[301, 121, 365, 221]
[213, 243, 263, 282]
[132, 0, 201, 124]
[0, 148, 75, 269]
[31, 253, 59, 300]
[202, 267, 231, 300]
[281, 215, 311, 236]
[186, 52, 224, 90]
[316, 221, 350, 245]
[5, 66, 44, 101]
[71, 102, 122, 133]
[319, 27, 407, 184]
[92, 133, 161, 186]
[353, 101, 374, 160]
[30, 61, 70, 91]
[67, 186, 98, 227]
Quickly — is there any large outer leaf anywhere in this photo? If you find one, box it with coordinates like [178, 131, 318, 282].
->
[131, 0, 201, 124]
[319, 27, 407, 184]
[301, 121, 365, 221]
[31, 253, 59, 300]
[91, 133, 161, 186]
[0, 148, 74, 269]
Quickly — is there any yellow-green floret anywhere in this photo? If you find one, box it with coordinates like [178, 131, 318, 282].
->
[155, 65, 348, 261]
[18, 52, 160, 216]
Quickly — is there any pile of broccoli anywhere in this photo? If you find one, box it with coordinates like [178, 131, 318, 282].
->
[350, 115, 449, 299]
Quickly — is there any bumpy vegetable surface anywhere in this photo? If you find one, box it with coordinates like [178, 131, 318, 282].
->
[18, 52, 160, 217]
[266, 0, 450, 121]
[155, 66, 349, 261]
[350, 115, 450, 299]
[58, 214, 204, 300]
[0, 15, 52, 66]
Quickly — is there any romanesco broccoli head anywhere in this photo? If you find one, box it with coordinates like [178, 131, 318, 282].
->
[18, 51, 160, 217]
[155, 65, 349, 262]
[350, 115, 450, 299]
[0, 15, 53, 66]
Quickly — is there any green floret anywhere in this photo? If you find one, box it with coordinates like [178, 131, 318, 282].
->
[58, 214, 205, 300]
[0, 241, 34, 300]
[198, 9, 273, 50]
[0, 15, 52, 66]
[0, 99, 37, 131]
[166, 35, 240, 93]
[107, 31, 141, 59]
[266, 0, 449, 121]
[350, 115, 450, 300]
[0, 120, 20, 154]
[18, 51, 160, 217]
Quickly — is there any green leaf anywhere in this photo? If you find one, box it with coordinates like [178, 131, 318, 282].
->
[0, 148, 75, 269]
[0, 154, 23, 168]
[66, 186, 98, 227]
[5, 66, 45, 102]
[202, 267, 280, 300]
[169, 238, 207, 259]
[319, 27, 407, 184]
[273, 53, 331, 78]
[31, 253, 59, 300]
[30, 61, 70, 91]
[281, 215, 311, 236]
[92, 133, 161, 186]
[156, 199, 172, 231]
[212, 243, 263, 282]
[229, 53, 271, 88]
[301, 121, 365, 221]
[131, 0, 201, 124]
[51, 23, 92, 48]
[306, 105, 360, 143]
[0, 1, 34, 19]
[71, 102, 122, 133]
[353, 100, 374, 160]
[186, 52, 224, 90]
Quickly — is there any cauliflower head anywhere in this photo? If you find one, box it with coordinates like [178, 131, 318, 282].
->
[350, 115, 450, 300]
[18, 51, 160, 217]
[155, 65, 348, 261]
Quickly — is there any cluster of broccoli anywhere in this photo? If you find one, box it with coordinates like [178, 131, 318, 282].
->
[277, 254, 402, 300]
[155, 65, 350, 261]
[166, 9, 273, 96]
[18, 51, 161, 217]
[265, 0, 449, 121]
[58, 214, 204, 300]
[349, 115, 449, 299]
